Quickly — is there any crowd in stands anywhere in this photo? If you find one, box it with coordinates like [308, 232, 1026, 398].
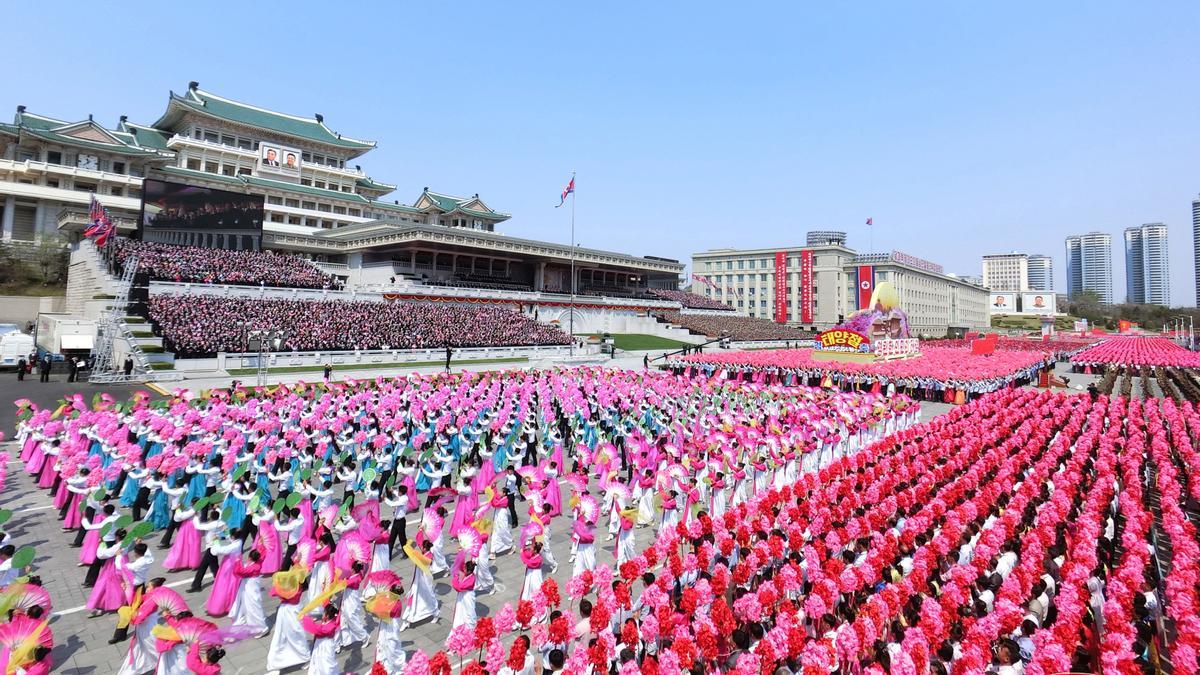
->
[649, 288, 735, 311]
[110, 238, 337, 290]
[925, 335, 1099, 360]
[657, 310, 814, 341]
[146, 296, 570, 356]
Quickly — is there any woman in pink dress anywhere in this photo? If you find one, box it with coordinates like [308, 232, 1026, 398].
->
[36, 448, 59, 489]
[62, 472, 90, 530]
[78, 504, 115, 566]
[541, 461, 563, 517]
[448, 463, 478, 537]
[163, 505, 200, 571]
[86, 537, 128, 616]
[204, 535, 243, 617]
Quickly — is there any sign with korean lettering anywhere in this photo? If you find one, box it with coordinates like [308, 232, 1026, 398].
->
[815, 328, 871, 353]
[800, 249, 814, 324]
[774, 251, 788, 324]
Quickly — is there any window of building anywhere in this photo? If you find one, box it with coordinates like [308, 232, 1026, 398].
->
[17, 150, 35, 162]
[203, 131, 219, 143]
[302, 152, 312, 162]
[287, 215, 301, 225]
[112, 161, 125, 174]
[45, 178, 59, 189]
[348, 208, 361, 217]
[300, 178, 311, 186]
[75, 181, 97, 193]
[237, 139, 252, 150]
[222, 164, 236, 176]
[266, 196, 283, 205]
[301, 201, 317, 211]
[204, 161, 219, 174]
[129, 188, 140, 199]
[284, 198, 300, 208]
[317, 204, 331, 213]
[46, 151, 62, 165]
[270, 213, 284, 223]
[342, 186, 352, 193]
[333, 206, 347, 215]
[737, 260, 745, 270]
[314, 181, 326, 189]
[237, 167, 250, 176]
[111, 186, 123, 197]
[186, 158, 201, 171]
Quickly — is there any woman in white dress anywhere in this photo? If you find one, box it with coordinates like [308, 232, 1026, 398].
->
[450, 553, 477, 628]
[301, 603, 340, 675]
[373, 583, 408, 674]
[229, 549, 268, 637]
[472, 529, 495, 594]
[400, 540, 439, 629]
[518, 541, 544, 602]
[489, 490, 514, 557]
[337, 561, 370, 650]
[425, 506, 449, 575]
[264, 575, 310, 675]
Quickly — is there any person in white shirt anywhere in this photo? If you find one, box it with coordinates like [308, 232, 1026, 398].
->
[188, 507, 226, 592]
[125, 542, 156, 590]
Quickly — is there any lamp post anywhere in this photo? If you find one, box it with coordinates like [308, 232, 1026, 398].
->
[239, 321, 287, 387]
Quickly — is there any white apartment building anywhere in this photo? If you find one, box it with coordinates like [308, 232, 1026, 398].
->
[981, 252, 1029, 292]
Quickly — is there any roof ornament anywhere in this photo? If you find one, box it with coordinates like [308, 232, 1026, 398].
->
[88, 114, 93, 121]
[188, 81, 199, 91]
[315, 113, 324, 123]
[120, 115, 128, 123]
[16, 105, 25, 114]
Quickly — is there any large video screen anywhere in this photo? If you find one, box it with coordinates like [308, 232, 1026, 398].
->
[139, 178, 265, 251]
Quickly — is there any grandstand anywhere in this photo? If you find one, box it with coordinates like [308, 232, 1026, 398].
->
[655, 310, 816, 342]
[147, 295, 570, 357]
[648, 288, 734, 311]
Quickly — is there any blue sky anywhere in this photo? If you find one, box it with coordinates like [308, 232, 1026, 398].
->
[6, 2, 1199, 303]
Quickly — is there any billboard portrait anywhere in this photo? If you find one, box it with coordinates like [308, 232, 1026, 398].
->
[989, 292, 1016, 312]
[258, 142, 302, 178]
[139, 178, 265, 251]
[1021, 292, 1056, 314]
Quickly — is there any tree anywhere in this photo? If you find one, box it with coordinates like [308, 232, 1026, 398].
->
[32, 236, 68, 286]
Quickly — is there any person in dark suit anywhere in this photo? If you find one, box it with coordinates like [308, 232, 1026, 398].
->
[67, 358, 78, 382]
[38, 356, 51, 382]
[123, 356, 134, 376]
[16, 357, 25, 381]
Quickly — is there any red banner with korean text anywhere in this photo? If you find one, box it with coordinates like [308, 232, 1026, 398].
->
[799, 249, 814, 324]
[774, 251, 788, 323]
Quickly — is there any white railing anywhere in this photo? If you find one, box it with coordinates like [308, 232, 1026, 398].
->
[213, 344, 572, 372]
[149, 279, 684, 310]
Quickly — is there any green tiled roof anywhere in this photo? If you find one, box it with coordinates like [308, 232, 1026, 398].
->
[355, 177, 397, 193]
[7, 109, 174, 159]
[367, 200, 424, 215]
[118, 121, 172, 151]
[21, 127, 168, 157]
[158, 165, 246, 187]
[13, 111, 67, 131]
[159, 87, 376, 152]
[418, 190, 509, 219]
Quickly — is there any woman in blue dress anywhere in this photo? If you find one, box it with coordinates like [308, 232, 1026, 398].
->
[146, 471, 173, 530]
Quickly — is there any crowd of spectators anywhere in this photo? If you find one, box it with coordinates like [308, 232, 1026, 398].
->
[147, 296, 570, 356]
[649, 288, 735, 311]
[656, 310, 815, 341]
[110, 238, 337, 289]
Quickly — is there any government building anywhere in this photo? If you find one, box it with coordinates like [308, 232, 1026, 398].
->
[0, 82, 684, 296]
[691, 237, 990, 336]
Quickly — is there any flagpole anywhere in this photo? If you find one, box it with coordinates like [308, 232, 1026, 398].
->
[569, 170, 576, 357]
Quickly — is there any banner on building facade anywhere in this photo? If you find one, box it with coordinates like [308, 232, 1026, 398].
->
[799, 249, 814, 324]
[856, 265, 875, 310]
[774, 251, 788, 323]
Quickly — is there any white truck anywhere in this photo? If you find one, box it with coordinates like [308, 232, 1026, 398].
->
[34, 313, 97, 362]
[0, 331, 34, 369]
